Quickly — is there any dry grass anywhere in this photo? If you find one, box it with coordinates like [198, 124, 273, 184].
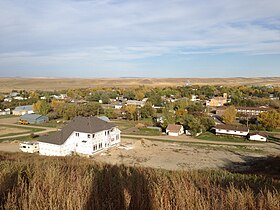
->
[0, 152, 279, 210]
[1, 77, 280, 91]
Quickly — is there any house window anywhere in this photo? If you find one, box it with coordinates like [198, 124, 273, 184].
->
[92, 134, 95, 138]
[88, 134, 91, 138]
[82, 140, 87, 143]
[75, 133, 79, 137]
[93, 145, 97, 151]
[105, 131, 106, 136]
[107, 131, 109, 135]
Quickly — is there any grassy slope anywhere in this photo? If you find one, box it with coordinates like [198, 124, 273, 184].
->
[0, 152, 279, 210]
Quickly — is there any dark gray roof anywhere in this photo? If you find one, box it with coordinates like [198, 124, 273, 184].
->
[39, 116, 116, 145]
[14, 105, 33, 111]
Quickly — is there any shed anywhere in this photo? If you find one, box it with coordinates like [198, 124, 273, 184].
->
[249, 132, 268, 142]
[166, 124, 184, 136]
[20, 114, 49, 124]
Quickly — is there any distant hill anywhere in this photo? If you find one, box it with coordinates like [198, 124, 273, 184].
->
[0, 77, 279, 91]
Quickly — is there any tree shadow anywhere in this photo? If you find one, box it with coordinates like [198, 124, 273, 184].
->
[84, 164, 153, 210]
[222, 155, 280, 178]
[217, 155, 280, 194]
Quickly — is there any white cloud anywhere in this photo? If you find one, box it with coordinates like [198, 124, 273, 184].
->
[0, 0, 279, 76]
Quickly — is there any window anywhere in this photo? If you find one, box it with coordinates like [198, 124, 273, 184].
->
[92, 134, 95, 138]
[75, 133, 79, 137]
[107, 131, 109, 135]
[93, 145, 97, 151]
[105, 131, 106, 136]
[88, 134, 91, 138]
[82, 140, 87, 143]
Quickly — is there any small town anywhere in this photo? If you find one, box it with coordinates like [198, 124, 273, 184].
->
[0, 84, 279, 157]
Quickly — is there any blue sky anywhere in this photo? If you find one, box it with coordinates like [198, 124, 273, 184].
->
[0, 0, 279, 78]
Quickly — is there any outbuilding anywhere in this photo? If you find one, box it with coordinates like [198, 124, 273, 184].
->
[249, 132, 268, 142]
[166, 124, 184, 136]
[20, 114, 49, 124]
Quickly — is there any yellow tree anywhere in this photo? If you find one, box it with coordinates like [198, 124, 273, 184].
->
[125, 105, 137, 120]
[33, 100, 50, 115]
[135, 90, 145, 101]
[222, 106, 237, 124]
[51, 100, 65, 115]
[258, 110, 280, 130]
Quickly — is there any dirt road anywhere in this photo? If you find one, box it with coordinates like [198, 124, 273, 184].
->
[0, 117, 57, 140]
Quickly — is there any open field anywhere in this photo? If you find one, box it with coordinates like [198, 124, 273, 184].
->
[0, 77, 280, 91]
[0, 152, 279, 209]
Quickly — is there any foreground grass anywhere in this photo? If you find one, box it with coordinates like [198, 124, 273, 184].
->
[0, 152, 279, 210]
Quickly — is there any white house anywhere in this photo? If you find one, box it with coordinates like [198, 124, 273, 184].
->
[166, 124, 184, 136]
[213, 124, 249, 137]
[13, 105, 34, 115]
[38, 116, 121, 156]
[249, 132, 267, 142]
[0, 108, 11, 115]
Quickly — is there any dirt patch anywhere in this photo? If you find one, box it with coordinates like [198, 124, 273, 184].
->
[0, 142, 20, 152]
[0, 126, 28, 136]
[93, 138, 272, 171]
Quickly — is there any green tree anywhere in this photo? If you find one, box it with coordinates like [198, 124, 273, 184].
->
[105, 108, 118, 119]
[258, 110, 280, 130]
[162, 103, 175, 128]
[222, 106, 237, 124]
[184, 115, 205, 136]
[140, 102, 155, 118]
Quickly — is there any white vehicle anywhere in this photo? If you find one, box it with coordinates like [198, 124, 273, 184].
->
[19, 142, 39, 153]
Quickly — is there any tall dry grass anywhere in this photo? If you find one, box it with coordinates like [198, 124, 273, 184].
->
[0, 152, 279, 210]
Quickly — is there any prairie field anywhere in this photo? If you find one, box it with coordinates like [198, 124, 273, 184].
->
[0, 77, 280, 91]
[0, 152, 279, 210]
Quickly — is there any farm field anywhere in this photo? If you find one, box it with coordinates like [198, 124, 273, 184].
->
[0, 77, 280, 91]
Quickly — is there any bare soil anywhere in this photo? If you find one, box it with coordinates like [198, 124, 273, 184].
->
[1, 77, 280, 91]
[0, 126, 27, 136]
[93, 138, 279, 171]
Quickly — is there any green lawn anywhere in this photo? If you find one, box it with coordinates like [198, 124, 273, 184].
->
[125, 128, 162, 136]
[197, 132, 250, 143]
[111, 120, 137, 131]
[0, 115, 17, 119]
[28, 119, 65, 128]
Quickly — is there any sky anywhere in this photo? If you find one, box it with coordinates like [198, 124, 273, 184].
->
[0, 0, 279, 78]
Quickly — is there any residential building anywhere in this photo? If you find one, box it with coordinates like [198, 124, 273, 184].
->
[38, 116, 121, 156]
[13, 105, 34, 115]
[208, 94, 228, 107]
[166, 124, 184, 136]
[213, 124, 249, 137]
[126, 100, 145, 107]
[20, 114, 49, 124]
[236, 106, 269, 116]
[0, 108, 11, 115]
